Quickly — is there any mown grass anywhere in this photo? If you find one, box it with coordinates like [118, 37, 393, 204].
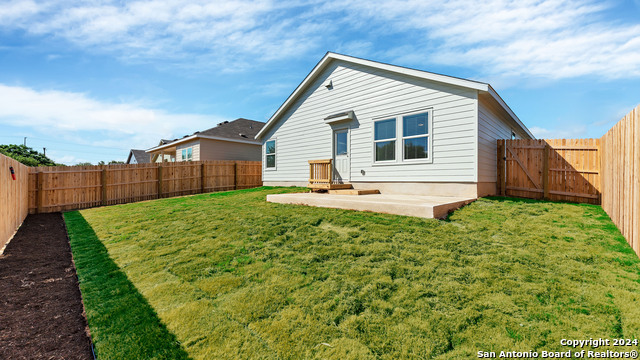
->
[65, 187, 640, 359]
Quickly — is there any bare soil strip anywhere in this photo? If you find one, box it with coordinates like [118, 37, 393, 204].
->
[0, 213, 93, 360]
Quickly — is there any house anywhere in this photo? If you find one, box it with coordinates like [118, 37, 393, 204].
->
[255, 52, 534, 198]
[149, 140, 177, 163]
[147, 119, 265, 162]
[126, 149, 151, 164]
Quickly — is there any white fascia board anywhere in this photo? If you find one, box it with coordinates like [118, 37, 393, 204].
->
[146, 135, 196, 152]
[146, 134, 260, 153]
[487, 85, 535, 139]
[255, 53, 333, 140]
[255, 52, 490, 140]
[329, 53, 489, 91]
[197, 135, 261, 145]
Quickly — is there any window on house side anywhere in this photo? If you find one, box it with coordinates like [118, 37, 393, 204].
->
[266, 140, 276, 168]
[181, 148, 193, 161]
[374, 118, 396, 162]
[403, 112, 429, 160]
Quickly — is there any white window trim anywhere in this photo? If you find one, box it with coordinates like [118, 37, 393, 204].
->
[181, 147, 193, 161]
[373, 118, 397, 164]
[372, 108, 433, 166]
[265, 139, 277, 171]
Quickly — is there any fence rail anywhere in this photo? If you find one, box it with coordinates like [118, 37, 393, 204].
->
[27, 160, 262, 214]
[601, 105, 639, 257]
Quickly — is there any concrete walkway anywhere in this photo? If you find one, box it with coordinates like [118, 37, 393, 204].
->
[266, 193, 476, 219]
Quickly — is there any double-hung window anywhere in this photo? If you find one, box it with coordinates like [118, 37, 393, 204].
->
[374, 118, 396, 162]
[402, 112, 429, 160]
[265, 140, 276, 169]
[373, 109, 432, 164]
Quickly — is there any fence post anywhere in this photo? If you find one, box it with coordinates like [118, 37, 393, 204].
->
[157, 165, 163, 198]
[101, 169, 107, 206]
[543, 144, 550, 200]
[497, 140, 505, 196]
[234, 162, 238, 190]
[201, 163, 206, 194]
[36, 171, 43, 214]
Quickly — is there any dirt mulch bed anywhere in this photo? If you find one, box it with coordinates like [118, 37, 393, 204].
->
[0, 213, 93, 360]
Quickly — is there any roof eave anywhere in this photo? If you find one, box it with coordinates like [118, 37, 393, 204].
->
[147, 134, 260, 153]
[146, 135, 196, 153]
[198, 134, 261, 145]
[485, 85, 535, 139]
[255, 52, 490, 140]
[256, 52, 333, 139]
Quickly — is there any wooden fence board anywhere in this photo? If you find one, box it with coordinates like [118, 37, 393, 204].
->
[497, 105, 638, 258]
[601, 105, 640, 257]
[27, 161, 261, 214]
[498, 139, 601, 205]
[0, 154, 30, 253]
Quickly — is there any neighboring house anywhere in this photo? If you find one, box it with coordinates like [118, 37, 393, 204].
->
[147, 119, 264, 162]
[255, 52, 534, 198]
[148, 140, 177, 163]
[126, 149, 151, 164]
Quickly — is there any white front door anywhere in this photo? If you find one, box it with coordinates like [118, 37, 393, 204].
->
[333, 128, 350, 183]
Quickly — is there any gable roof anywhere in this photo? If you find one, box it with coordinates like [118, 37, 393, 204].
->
[147, 118, 265, 153]
[255, 52, 533, 139]
[127, 149, 151, 164]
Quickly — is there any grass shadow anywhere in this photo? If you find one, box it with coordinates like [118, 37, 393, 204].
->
[64, 211, 191, 360]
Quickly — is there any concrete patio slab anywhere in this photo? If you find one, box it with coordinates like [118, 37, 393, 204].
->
[266, 193, 476, 219]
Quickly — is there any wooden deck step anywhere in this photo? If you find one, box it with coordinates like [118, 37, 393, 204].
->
[308, 183, 353, 190]
[328, 189, 381, 195]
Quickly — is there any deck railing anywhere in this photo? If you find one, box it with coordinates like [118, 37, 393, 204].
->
[308, 159, 332, 188]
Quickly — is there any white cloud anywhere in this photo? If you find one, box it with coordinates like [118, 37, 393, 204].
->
[0, 83, 226, 159]
[3, 0, 320, 72]
[1, 0, 638, 80]
[333, 0, 640, 80]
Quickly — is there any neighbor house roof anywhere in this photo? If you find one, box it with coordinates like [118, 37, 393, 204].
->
[147, 118, 265, 153]
[255, 52, 534, 139]
[126, 149, 151, 164]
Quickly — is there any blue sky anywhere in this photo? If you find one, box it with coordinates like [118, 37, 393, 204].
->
[0, 0, 639, 165]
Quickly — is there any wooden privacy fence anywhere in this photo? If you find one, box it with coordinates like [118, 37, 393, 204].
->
[497, 139, 601, 204]
[601, 105, 639, 257]
[1, 154, 29, 252]
[28, 160, 262, 213]
[497, 104, 639, 257]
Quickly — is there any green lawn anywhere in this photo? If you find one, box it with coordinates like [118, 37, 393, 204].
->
[64, 187, 640, 359]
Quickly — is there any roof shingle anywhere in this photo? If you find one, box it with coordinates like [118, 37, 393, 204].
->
[197, 118, 264, 142]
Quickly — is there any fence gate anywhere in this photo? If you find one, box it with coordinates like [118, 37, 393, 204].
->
[497, 139, 601, 204]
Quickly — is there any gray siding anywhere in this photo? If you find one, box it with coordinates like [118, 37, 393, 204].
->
[477, 98, 531, 183]
[263, 60, 479, 183]
[199, 139, 261, 161]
